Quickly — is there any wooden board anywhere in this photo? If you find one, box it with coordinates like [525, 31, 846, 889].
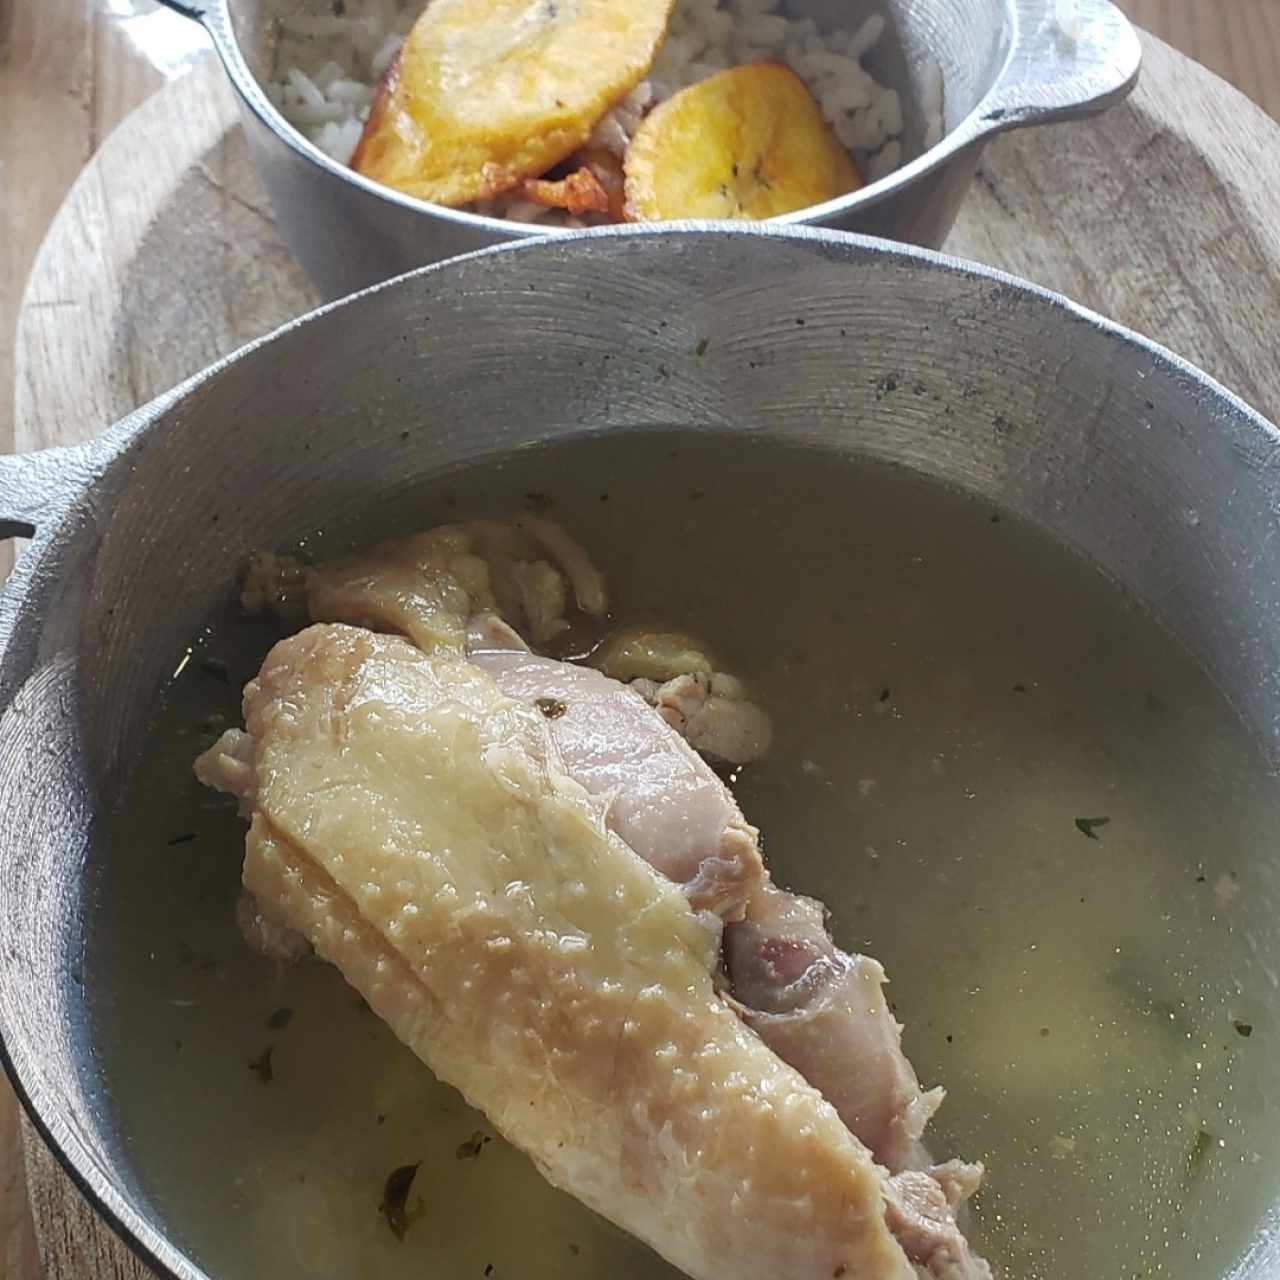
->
[1117, 0, 1280, 119]
[8, 26, 1280, 1280]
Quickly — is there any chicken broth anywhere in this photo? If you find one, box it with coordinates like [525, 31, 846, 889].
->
[86, 432, 1280, 1280]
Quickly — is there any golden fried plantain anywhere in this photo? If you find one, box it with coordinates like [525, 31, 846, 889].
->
[351, 0, 675, 207]
[623, 63, 861, 222]
[517, 165, 611, 215]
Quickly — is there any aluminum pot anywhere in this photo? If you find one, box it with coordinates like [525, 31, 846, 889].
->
[3, 225, 1280, 1277]
[156, 0, 1140, 299]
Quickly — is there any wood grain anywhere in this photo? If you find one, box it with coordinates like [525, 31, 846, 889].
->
[23, 1134, 153, 1280]
[0, 1086, 39, 1280]
[1116, 0, 1280, 118]
[953, 32, 1280, 424]
[4, 4, 1280, 1279]
[0, 0, 170, 494]
[0, 5, 167, 1267]
[0, 4, 201, 1274]
[13, 58, 316, 455]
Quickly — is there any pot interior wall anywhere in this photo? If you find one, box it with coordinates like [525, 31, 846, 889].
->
[75, 231, 1280, 781]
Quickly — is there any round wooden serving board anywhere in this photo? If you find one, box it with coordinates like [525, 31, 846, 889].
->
[10, 30, 1280, 1280]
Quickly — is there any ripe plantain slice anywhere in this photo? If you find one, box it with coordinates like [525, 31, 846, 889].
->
[351, 0, 675, 207]
[623, 63, 861, 222]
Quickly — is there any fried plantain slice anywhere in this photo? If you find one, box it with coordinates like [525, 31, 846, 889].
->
[351, 0, 675, 207]
[517, 165, 611, 215]
[623, 63, 861, 222]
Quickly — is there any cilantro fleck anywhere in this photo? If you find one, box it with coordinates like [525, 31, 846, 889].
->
[380, 1163, 422, 1241]
[456, 1130, 492, 1159]
[248, 1045, 274, 1084]
[199, 657, 230, 684]
[267, 1007, 294, 1030]
[694, 337, 709, 357]
[1075, 816, 1111, 840]
[1185, 1129, 1215, 1185]
[1233, 1020, 1253, 1038]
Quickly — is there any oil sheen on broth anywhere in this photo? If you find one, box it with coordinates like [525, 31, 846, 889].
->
[86, 433, 1280, 1280]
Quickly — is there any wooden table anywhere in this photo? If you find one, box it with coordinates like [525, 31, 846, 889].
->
[3, 2, 1280, 1277]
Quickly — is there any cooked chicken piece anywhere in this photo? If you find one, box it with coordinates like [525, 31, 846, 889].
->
[594, 627, 716, 682]
[633, 670, 773, 763]
[305, 519, 605, 655]
[724, 885, 942, 1171]
[200, 520, 991, 1279]
[467, 624, 765, 919]
[461, 619, 987, 1275]
[196, 727, 313, 961]
[240, 550, 307, 618]
[233, 885, 312, 963]
[925, 1160, 986, 1214]
[193, 726, 255, 816]
[596, 626, 772, 763]
[303, 522, 773, 763]
[218, 623, 924, 1280]
[884, 1170, 992, 1280]
[242, 522, 772, 760]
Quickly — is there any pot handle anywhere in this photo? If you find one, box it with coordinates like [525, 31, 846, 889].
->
[978, 0, 1141, 131]
[0, 446, 97, 540]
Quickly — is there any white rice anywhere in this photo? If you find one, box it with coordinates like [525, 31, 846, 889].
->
[266, 0, 940, 223]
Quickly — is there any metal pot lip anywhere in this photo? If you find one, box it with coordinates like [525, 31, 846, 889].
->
[2, 220, 1274, 1280]
[49, 221, 1280, 477]
[193, 0, 1138, 239]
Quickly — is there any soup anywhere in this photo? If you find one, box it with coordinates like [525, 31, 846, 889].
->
[86, 432, 1280, 1279]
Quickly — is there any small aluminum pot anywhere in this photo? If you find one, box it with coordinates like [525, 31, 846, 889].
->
[157, 0, 1140, 298]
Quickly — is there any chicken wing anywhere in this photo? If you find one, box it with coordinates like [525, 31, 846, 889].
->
[201, 518, 992, 1279]
[221, 622, 919, 1280]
